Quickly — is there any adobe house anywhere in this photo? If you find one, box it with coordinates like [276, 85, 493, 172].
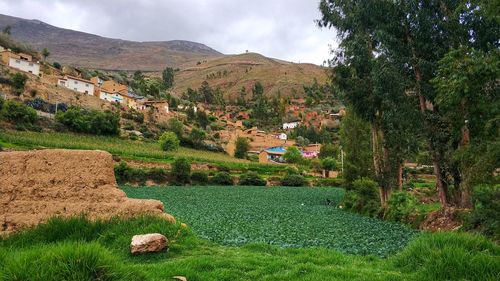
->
[138, 100, 169, 114]
[259, 146, 287, 164]
[0, 50, 40, 76]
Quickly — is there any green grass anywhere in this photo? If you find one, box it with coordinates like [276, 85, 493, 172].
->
[0, 130, 283, 173]
[1, 216, 498, 281]
[123, 186, 418, 257]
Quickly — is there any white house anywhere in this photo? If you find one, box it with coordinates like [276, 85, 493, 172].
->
[276, 133, 288, 140]
[58, 76, 95, 95]
[0, 50, 40, 76]
[282, 121, 300, 130]
[99, 90, 124, 103]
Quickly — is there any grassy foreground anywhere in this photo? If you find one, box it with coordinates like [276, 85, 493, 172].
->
[124, 186, 417, 257]
[0, 216, 498, 281]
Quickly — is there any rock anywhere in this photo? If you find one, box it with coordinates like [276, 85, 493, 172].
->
[173, 277, 187, 281]
[130, 233, 168, 255]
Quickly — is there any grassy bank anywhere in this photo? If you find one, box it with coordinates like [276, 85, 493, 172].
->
[0, 216, 498, 281]
[0, 130, 283, 173]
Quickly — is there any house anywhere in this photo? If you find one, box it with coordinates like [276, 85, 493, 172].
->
[101, 79, 128, 95]
[99, 89, 124, 103]
[283, 121, 300, 130]
[58, 75, 95, 95]
[259, 146, 287, 164]
[0, 50, 40, 76]
[138, 100, 169, 114]
[276, 133, 287, 140]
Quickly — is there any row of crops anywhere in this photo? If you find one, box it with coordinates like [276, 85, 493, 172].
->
[124, 186, 418, 257]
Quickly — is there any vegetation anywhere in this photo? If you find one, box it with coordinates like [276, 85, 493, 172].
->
[114, 162, 167, 184]
[238, 172, 267, 186]
[283, 146, 303, 164]
[162, 67, 175, 89]
[191, 171, 209, 185]
[0, 99, 37, 127]
[124, 186, 416, 256]
[158, 131, 180, 152]
[1, 215, 498, 281]
[234, 137, 250, 159]
[342, 178, 381, 217]
[171, 158, 191, 185]
[56, 107, 120, 136]
[464, 184, 500, 241]
[11, 73, 28, 96]
[210, 172, 234, 186]
[281, 174, 306, 187]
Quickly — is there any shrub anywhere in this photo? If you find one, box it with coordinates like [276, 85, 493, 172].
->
[239, 172, 267, 186]
[113, 162, 146, 184]
[319, 143, 339, 159]
[147, 167, 168, 183]
[464, 184, 500, 241]
[1, 100, 37, 125]
[53, 61, 62, 69]
[314, 177, 344, 187]
[11, 73, 28, 95]
[385, 192, 418, 225]
[321, 157, 338, 177]
[281, 174, 306, 187]
[159, 131, 180, 151]
[283, 146, 303, 164]
[234, 137, 250, 159]
[191, 171, 209, 185]
[171, 158, 191, 185]
[284, 166, 299, 175]
[342, 178, 381, 217]
[211, 172, 234, 186]
[56, 107, 120, 135]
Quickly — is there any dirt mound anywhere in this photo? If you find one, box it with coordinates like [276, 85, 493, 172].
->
[420, 207, 466, 232]
[0, 149, 174, 235]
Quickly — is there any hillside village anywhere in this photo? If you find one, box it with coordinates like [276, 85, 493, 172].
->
[0, 34, 346, 166]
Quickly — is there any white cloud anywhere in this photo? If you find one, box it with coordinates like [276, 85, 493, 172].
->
[0, 0, 338, 64]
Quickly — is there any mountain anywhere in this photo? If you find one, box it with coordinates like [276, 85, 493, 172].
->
[0, 14, 222, 71]
[0, 14, 328, 97]
[172, 53, 328, 99]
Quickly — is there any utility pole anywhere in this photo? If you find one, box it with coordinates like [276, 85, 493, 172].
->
[340, 146, 344, 174]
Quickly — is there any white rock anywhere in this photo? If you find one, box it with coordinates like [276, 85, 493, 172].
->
[130, 233, 168, 255]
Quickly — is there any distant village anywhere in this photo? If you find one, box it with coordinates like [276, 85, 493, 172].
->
[0, 44, 345, 165]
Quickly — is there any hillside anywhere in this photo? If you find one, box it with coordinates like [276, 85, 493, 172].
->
[172, 53, 328, 99]
[0, 14, 222, 71]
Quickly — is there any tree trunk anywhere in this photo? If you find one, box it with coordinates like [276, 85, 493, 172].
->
[397, 161, 404, 191]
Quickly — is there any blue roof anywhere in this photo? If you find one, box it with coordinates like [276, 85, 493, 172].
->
[265, 146, 287, 154]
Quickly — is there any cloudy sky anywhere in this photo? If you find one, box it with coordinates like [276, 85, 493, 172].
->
[0, 0, 338, 65]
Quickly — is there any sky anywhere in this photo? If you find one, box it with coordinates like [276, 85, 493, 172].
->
[0, 0, 337, 65]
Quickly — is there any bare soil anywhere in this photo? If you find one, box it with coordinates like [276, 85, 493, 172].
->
[0, 149, 174, 235]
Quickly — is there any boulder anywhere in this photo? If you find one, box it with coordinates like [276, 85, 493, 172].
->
[130, 233, 168, 255]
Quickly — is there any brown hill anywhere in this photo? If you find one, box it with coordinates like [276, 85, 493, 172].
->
[173, 53, 328, 99]
[0, 14, 222, 71]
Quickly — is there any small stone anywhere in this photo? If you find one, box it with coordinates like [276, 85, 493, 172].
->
[173, 277, 187, 281]
[130, 233, 168, 255]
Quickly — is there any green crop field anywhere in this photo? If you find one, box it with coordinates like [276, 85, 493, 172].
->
[123, 186, 418, 257]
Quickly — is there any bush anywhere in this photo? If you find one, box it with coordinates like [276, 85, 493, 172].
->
[114, 162, 146, 184]
[385, 192, 418, 225]
[239, 172, 267, 186]
[281, 174, 306, 187]
[159, 131, 180, 151]
[464, 184, 500, 241]
[234, 137, 250, 159]
[342, 178, 381, 217]
[211, 172, 234, 186]
[56, 107, 120, 135]
[11, 73, 28, 95]
[191, 171, 209, 185]
[171, 158, 191, 185]
[1, 100, 37, 125]
[284, 146, 303, 164]
[53, 61, 62, 69]
[314, 178, 345, 187]
[147, 167, 168, 183]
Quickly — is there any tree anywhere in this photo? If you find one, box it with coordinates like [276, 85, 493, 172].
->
[162, 67, 174, 89]
[319, 144, 339, 159]
[296, 136, 310, 148]
[167, 118, 184, 138]
[321, 157, 338, 178]
[159, 132, 180, 151]
[284, 146, 303, 164]
[237, 86, 247, 106]
[52, 62, 62, 70]
[189, 127, 206, 148]
[171, 158, 191, 185]
[339, 109, 373, 186]
[42, 48, 50, 61]
[234, 137, 250, 159]
[199, 81, 214, 104]
[11, 73, 28, 96]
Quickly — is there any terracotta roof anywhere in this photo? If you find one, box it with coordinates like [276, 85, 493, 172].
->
[62, 75, 94, 84]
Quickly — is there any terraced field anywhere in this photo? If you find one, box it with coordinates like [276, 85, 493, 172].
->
[123, 186, 418, 257]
